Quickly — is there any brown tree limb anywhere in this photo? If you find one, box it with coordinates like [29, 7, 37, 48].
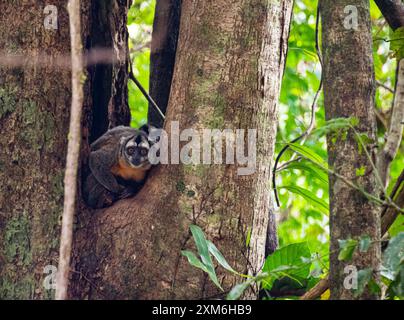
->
[378, 60, 404, 186]
[300, 277, 330, 300]
[55, 0, 85, 300]
[382, 169, 404, 235]
[376, 80, 394, 94]
[374, 0, 404, 188]
[148, 0, 181, 128]
[374, 0, 404, 31]
[300, 170, 404, 300]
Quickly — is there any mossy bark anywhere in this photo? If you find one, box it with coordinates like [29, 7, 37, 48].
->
[322, 0, 381, 299]
[148, 0, 181, 127]
[72, 0, 292, 299]
[0, 0, 130, 299]
[0, 0, 73, 299]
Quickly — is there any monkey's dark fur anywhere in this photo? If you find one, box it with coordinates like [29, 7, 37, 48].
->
[83, 125, 156, 209]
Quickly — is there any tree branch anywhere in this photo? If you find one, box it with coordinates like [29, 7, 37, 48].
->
[272, 3, 323, 207]
[378, 60, 404, 186]
[374, 0, 404, 31]
[374, 0, 404, 187]
[55, 0, 84, 300]
[300, 169, 404, 300]
[382, 169, 404, 235]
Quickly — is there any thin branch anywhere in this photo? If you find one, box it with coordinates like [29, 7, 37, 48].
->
[377, 60, 404, 187]
[376, 80, 394, 94]
[351, 126, 388, 197]
[300, 277, 329, 300]
[382, 169, 404, 235]
[300, 170, 404, 300]
[273, 3, 323, 207]
[276, 156, 302, 172]
[55, 0, 84, 300]
[128, 59, 166, 122]
[374, 0, 404, 31]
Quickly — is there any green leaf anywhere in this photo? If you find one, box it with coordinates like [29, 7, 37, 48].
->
[389, 215, 404, 237]
[189, 225, 222, 290]
[338, 239, 358, 262]
[390, 27, 404, 60]
[284, 162, 328, 185]
[288, 143, 328, 169]
[382, 232, 404, 281]
[313, 117, 356, 137]
[226, 279, 254, 300]
[262, 242, 312, 288]
[206, 240, 237, 274]
[279, 185, 329, 214]
[359, 236, 371, 253]
[356, 166, 366, 177]
[246, 227, 252, 247]
[226, 273, 268, 300]
[181, 250, 209, 273]
[353, 268, 373, 298]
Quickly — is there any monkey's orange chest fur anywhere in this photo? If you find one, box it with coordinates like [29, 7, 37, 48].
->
[111, 158, 147, 182]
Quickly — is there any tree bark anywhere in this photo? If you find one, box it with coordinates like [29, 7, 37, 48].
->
[72, 0, 292, 299]
[148, 0, 181, 127]
[0, 0, 130, 299]
[322, 0, 381, 299]
[374, 0, 404, 31]
[0, 1, 73, 299]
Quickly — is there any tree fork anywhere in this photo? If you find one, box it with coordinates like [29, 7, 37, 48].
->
[72, 0, 293, 299]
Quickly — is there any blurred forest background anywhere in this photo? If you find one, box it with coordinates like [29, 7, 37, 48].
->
[128, 0, 403, 274]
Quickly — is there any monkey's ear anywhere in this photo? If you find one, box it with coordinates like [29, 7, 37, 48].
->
[139, 124, 150, 134]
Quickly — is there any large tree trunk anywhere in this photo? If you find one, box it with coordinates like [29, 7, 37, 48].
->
[148, 0, 181, 127]
[0, 0, 77, 299]
[322, 0, 381, 299]
[72, 0, 292, 299]
[0, 0, 130, 299]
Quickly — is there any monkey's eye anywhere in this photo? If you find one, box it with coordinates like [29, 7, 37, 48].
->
[126, 147, 135, 155]
[140, 148, 148, 156]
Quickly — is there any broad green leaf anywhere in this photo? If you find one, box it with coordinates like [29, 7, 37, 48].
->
[279, 185, 329, 214]
[390, 27, 404, 60]
[246, 227, 252, 247]
[356, 166, 366, 177]
[181, 250, 209, 273]
[262, 242, 312, 288]
[226, 279, 254, 300]
[338, 239, 358, 262]
[226, 273, 268, 300]
[353, 268, 373, 298]
[207, 240, 237, 274]
[285, 161, 328, 185]
[313, 117, 355, 137]
[389, 215, 404, 237]
[373, 52, 383, 80]
[190, 225, 214, 267]
[288, 143, 328, 169]
[382, 232, 404, 280]
[359, 236, 371, 253]
[189, 225, 222, 290]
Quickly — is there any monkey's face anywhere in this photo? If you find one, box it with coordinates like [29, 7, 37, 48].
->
[123, 132, 152, 170]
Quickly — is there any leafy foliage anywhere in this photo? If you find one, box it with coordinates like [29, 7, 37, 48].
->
[128, 0, 156, 128]
[130, 0, 403, 299]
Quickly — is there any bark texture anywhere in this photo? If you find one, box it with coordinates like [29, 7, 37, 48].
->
[322, 0, 381, 299]
[72, 0, 292, 299]
[374, 0, 404, 31]
[0, 0, 74, 299]
[148, 0, 181, 127]
[0, 0, 131, 299]
[87, 0, 131, 143]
